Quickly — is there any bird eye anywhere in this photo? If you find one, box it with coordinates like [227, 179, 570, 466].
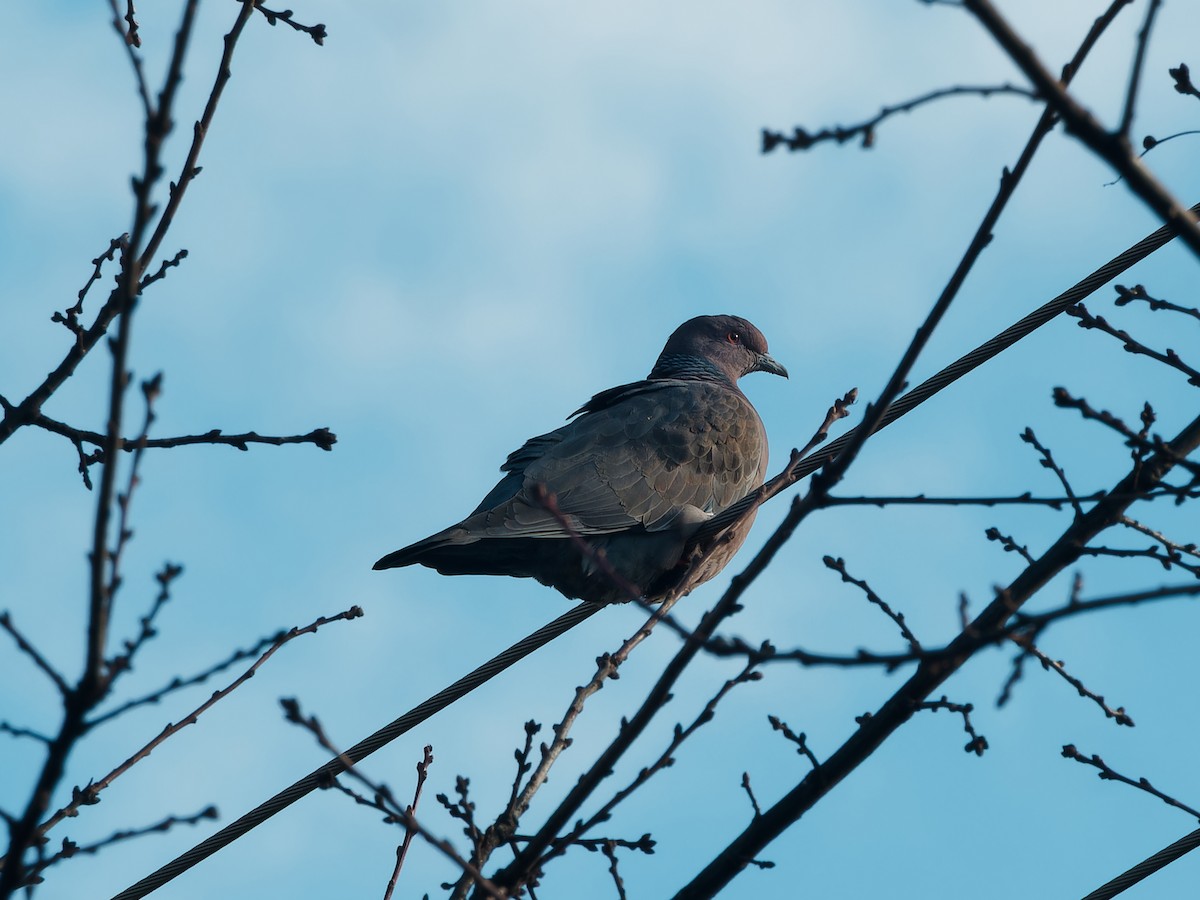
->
[727, 331, 741, 344]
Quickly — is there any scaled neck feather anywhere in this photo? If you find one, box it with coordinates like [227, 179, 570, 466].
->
[648, 353, 735, 386]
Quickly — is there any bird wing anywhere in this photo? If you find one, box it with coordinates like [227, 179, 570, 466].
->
[466, 379, 767, 540]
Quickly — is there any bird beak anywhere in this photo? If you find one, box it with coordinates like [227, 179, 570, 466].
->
[755, 352, 788, 379]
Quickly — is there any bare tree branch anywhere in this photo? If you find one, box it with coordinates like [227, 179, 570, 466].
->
[916, 697, 988, 756]
[0, 613, 69, 697]
[1010, 633, 1134, 727]
[34, 413, 336, 463]
[1118, 0, 1164, 137]
[106, 1, 150, 112]
[767, 715, 821, 768]
[823, 556, 921, 651]
[961, 0, 1200, 257]
[1021, 427, 1084, 518]
[22, 606, 361, 853]
[985, 526, 1036, 565]
[824, 488, 1199, 508]
[763, 83, 1037, 152]
[0, 723, 52, 746]
[1067, 303, 1200, 387]
[1063, 745, 1200, 820]
[25, 807, 218, 886]
[255, 5, 327, 45]
[1114, 283, 1200, 323]
[384, 745, 434, 900]
[280, 700, 505, 899]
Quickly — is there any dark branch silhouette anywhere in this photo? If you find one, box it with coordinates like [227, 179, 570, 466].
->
[1114, 283, 1200, 322]
[762, 83, 1037, 152]
[1063, 745, 1200, 820]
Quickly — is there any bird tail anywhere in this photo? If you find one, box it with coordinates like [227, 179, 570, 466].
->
[374, 531, 575, 582]
[373, 527, 468, 570]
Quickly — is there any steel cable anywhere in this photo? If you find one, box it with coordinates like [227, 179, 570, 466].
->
[1081, 827, 1200, 899]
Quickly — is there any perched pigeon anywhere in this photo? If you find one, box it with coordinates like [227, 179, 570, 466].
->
[374, 315, 786, 604]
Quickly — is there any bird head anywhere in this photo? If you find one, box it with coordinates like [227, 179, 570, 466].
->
[652, 315, 788, 383]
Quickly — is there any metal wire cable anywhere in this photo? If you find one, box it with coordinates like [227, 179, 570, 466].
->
[112, 202, 1197, 900]
[1081, 827, 1200, 899]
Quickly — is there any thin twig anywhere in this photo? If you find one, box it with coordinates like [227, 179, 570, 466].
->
[384, 745, 434, 900]
[1021, 427, 1084, 517]
[33, 413, 336, 460]
[1067, 303, 1200, 387]
[255, 5, 327, 44]
[1052, 389, 1200, 478]
[824, 488, 1198, 508]
[985, 527, 1036, 565]
[280, 700, 505, 899]
[708, 575, 1200, 673]
[0, 723, 52, 746]
[54, 235, 126, 343]
[137, 0, 260, 275]
[1119, 515, 1200, 562]
[600, 840, 628, 900]
[916, 697, 988, 755]
[1011, 581, 1200, 631]
[767, 715, 820, 768]
[996, 632, 1037, 708]
[1114, 283, 1200, 323]
[763, 84, 1036, 152]
[508, 722, 540, 813]
[1063, 745, 1200, 819]
[452, 594, 687, 899]
[29, 607, 362, 846]
[104, 562, 184, 685]
[439, 777, 484, 863]
[740, 773, 762, 819]
[0, 613, 70, 697]
[26, 807, 218, 884]
[1016, 632, 1133, 726]
[823, 556, 921, 651]
[100, 374, 163, 681]
[1118, 0, 1163, 137]
[138, 248, 188, 290]
[106, 0, 150, 113]
[91, 627, 318, 729]
[1078, 542, 1200, 577]
[536, 661, 761, 875]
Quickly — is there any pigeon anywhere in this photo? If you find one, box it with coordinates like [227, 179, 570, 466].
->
[374, 315, 786, 604]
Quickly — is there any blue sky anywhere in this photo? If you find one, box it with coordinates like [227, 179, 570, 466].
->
[3, 2, 1200, 898]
